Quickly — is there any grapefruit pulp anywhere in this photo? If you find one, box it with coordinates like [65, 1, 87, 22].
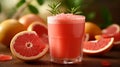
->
[83, 38, 114, 55]
[10, 31, 48, 61]
[27, 22, 48, 44]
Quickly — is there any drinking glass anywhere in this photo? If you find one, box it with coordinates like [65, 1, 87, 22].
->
[47, 13, 85, 64]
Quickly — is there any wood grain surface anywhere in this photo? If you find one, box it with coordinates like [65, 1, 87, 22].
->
[0, 44, 120, 67]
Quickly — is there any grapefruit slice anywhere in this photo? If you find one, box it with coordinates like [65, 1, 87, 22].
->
[102, 33, 120, 45]
[27, 22, 48, 44]
[10, 31, 48, 61]
[0, 54, 12, 61]
[83, 38, 114, 55]
[95, 32, 120, 45]
[102, 24, 120, 35]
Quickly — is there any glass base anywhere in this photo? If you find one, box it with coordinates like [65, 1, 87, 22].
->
[51, 57, 82, 64]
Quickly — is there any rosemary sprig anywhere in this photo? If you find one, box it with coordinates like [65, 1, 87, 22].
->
[67, 6, 82, 15]
[48, 2, 61, 15]
[48, 2, 82, 15]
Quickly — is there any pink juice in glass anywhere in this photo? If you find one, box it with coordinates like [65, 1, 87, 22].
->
[47, 13, 85, 64]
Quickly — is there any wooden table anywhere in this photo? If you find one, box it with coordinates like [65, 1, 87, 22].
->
[0, 44, 120, 67]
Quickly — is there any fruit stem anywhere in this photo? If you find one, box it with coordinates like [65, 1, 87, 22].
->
[12, 0, 32, 19]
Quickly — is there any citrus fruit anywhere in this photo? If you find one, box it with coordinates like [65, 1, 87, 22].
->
[0, 54, 12, 61]
[27, 22, 48, 44]
[95, 32, 120, 45]
[0, 19, 25, 46]
[19, 14, 45, 29]
[85, 22, 102, 40]
[10, 31, 48, 61]
[102, 24, 120, 35]
[84, 33, 89, 41]
[94, 35, 102, 40]
[111, 33, 120, 45]
[83, 38, 114, 55]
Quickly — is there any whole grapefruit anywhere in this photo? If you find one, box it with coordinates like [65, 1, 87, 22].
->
[19, 14, 45, 29]
[85, 22, 102, 40]
[0, 19, 25, 46]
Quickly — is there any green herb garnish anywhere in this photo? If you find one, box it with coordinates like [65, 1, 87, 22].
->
[48, 2, 82, 15]
[48, 2, 61, 15]
[67, 6, 82, 15]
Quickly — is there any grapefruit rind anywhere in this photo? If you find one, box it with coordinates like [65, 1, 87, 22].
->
[10, 31, 48, 61]
[83, 38, 114, 54]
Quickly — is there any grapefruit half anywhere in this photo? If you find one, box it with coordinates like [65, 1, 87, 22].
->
[102, 24, 120, 35]
[27, 22, 48, 44]
[83, 38, 114, 55]
[10, 31, 48, 61]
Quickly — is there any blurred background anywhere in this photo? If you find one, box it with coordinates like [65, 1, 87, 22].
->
[0, 0, 120, 28]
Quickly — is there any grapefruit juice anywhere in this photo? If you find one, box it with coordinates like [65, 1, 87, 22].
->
[47, 13, 85, 64]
